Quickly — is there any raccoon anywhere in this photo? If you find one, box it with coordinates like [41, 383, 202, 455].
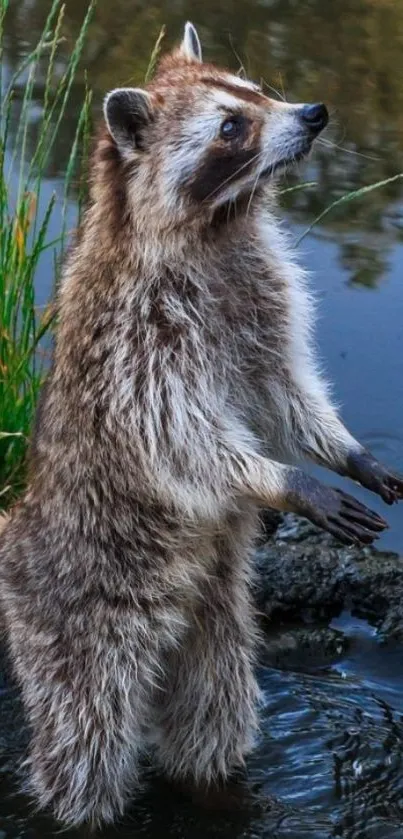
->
[0, 21, 402, 829]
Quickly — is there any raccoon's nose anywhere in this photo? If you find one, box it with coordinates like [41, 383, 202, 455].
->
[300, 103, 329, 134]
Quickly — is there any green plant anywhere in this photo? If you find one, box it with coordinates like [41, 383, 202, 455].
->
[295, 173, 403, 245]
[144, 24, 165, 84]
[0, 0, 94, 504]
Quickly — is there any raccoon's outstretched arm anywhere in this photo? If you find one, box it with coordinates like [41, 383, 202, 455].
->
[223, 450, 387, 545]
[149, 404, 385, 544]
[276, 369, 403, 507]
[136, 352, 388, 542]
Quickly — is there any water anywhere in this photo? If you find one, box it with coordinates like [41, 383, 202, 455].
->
[1, 0, 403, 836]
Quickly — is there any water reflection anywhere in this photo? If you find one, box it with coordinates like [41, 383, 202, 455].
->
[5, 0, 403, 287]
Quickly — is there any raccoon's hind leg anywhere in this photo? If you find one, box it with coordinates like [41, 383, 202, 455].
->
[151, 525, 260, 787]
[10, 614, 158, 828]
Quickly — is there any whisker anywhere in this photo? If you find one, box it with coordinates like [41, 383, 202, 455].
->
[228, 34, 247, 79]
[277, 71, 287, 102]
[202, 151, 262, 201]
[246, 166, 262, 218]
[260, 76, 286, 102]
[318, 137, 380, 162]
[226, 197, 231, 227]
[227, 196, 237, 229]
[332, 125, 347, 145]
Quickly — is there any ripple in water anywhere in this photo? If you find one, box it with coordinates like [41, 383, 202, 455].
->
[1, 616, 403, 838]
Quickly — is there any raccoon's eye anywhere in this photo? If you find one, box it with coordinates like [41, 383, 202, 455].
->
[220, 115, 244, 140]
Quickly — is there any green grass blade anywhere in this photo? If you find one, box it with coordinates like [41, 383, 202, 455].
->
[30, 0, 96, 180]
[43, 3, 65, 117]
[280, 181, 317, 195]
[61, 86, 92, 247]
[296, 174, 403, 246]
[0, 0, 9, 112]
[78, 73, 92, 221]
[0, 0, 96, 504]
[145, 25, 166, 83]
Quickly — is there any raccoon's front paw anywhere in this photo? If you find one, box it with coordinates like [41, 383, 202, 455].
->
[285, 470, 387, 545]
[346, 449, 403, 505]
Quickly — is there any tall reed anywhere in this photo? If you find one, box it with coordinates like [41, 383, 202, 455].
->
[0, 0, 94, 504]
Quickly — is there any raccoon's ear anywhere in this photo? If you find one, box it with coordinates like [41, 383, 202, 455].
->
[103, 87, 153, 152]
[180, 22, 202, 62]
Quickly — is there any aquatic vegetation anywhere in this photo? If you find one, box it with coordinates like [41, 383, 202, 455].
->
[0, 0, 94, 503]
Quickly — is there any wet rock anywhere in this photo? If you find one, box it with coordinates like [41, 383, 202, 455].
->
[255, 513, 403, 641]
[258, 508, 283, 543]
[259, 623, 349, 671]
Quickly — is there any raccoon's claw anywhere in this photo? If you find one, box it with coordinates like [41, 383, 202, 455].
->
[346, 450, 403, 506]
[375, 472, 403, 505]
[285, 470, 388, 546]
[325, 490, 388, 545]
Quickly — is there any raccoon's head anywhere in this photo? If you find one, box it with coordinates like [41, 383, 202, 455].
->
[101, 23, 328, 231]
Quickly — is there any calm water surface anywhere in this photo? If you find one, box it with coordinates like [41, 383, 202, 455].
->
[1, 1, 403, 836]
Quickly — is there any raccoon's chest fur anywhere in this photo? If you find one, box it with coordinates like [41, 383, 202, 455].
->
[221, 260, 287, 369]
[194, 219, 303, 449]
[206, 237, 291, 397]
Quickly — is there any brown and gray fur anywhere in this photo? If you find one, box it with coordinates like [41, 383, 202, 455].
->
[0, 23, 402, 829]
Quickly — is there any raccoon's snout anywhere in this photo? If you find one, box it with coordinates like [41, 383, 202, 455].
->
[299, 103, 329, 135]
